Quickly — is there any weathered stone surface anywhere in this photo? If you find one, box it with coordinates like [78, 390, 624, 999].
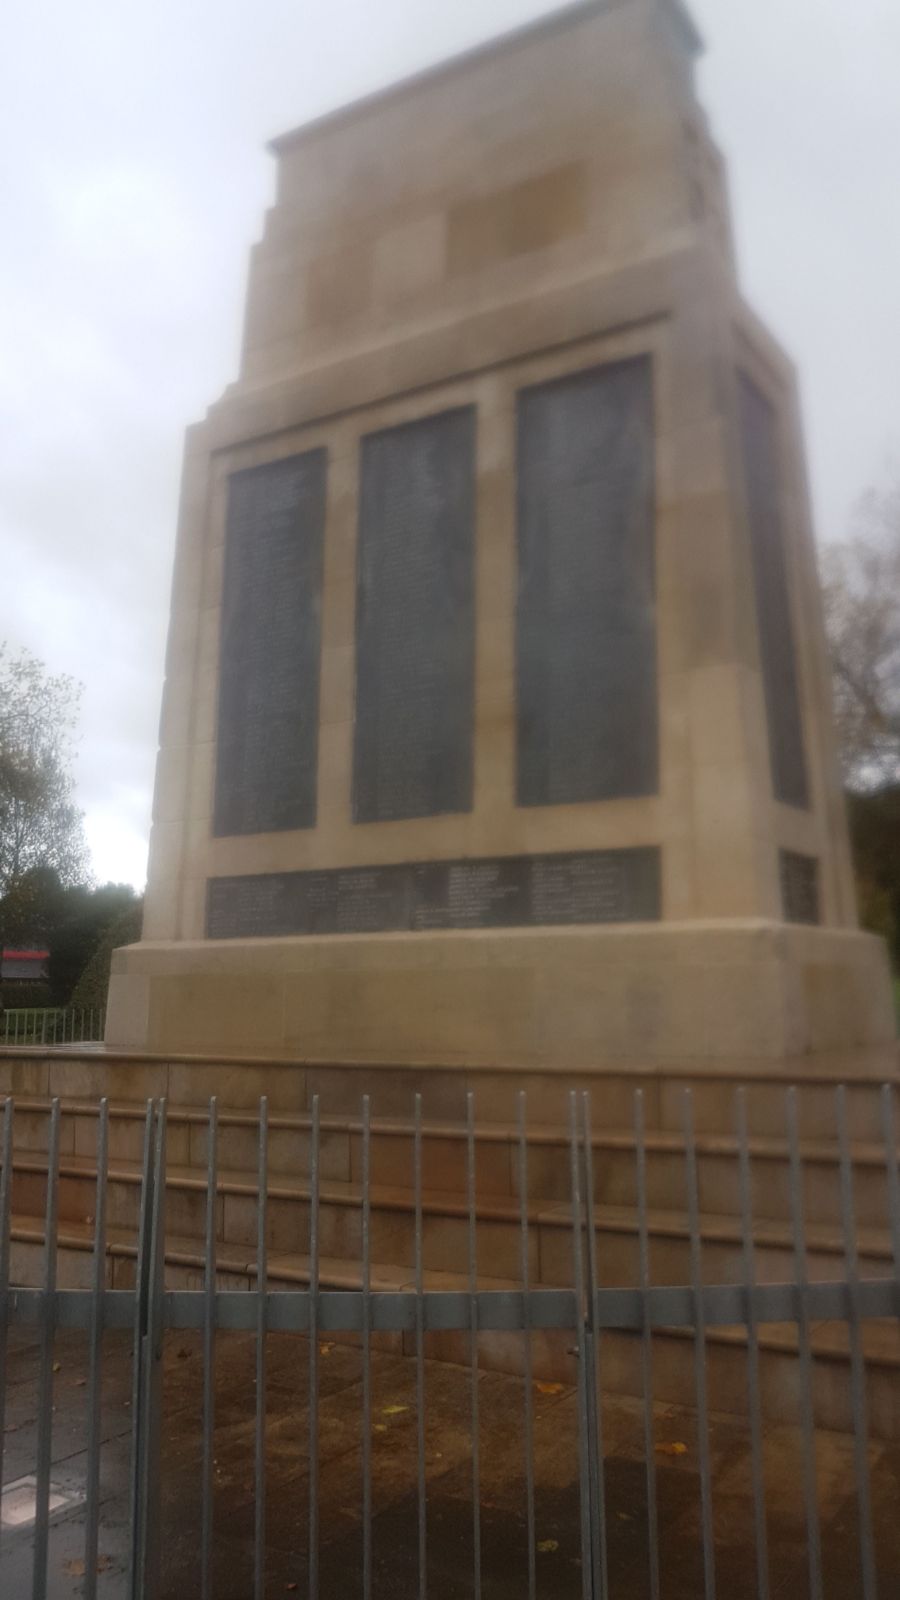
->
[737, 371, 809, 809]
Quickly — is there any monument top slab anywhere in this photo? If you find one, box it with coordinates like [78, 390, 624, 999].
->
[268, 0, 703, 158]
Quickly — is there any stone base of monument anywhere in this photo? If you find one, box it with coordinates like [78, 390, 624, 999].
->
[104, 919, 895, 1070]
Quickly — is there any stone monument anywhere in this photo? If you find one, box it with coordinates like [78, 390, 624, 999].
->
[107, 0, 896, 1068]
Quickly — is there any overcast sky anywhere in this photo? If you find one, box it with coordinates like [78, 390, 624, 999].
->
[2, 0, 898, 891]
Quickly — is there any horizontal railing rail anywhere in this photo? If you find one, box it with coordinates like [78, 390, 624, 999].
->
[5, 1278, 900, 1333]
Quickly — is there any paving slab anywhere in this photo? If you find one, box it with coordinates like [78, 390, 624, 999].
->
[1, 1325, 897, 1598]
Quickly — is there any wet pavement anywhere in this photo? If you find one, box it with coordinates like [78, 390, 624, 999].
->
[2, 1324, 899, 1597]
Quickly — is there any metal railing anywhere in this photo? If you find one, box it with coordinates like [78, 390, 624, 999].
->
[0, 1006, 106, 1047]
[0, 1085, 899, 1598]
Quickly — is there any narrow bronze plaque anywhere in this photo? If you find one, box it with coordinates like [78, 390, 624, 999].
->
[207, 847, 661, 939]
[516, 356, 658, 807]
[780, 850, 820, 925]
[738, 373, 809, 808]
[353, 408, 476, 823]
[214, 451, 327, 837]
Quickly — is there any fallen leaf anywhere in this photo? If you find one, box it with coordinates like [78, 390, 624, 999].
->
[52, 1363, 62, 1374]
[381, 1404, 408, 1417]
[63, 1557, 113, 1577]
[74, 1378, 87, 1388]
[285, 1585, 298, 1593]
[319, 1342, 334, 1356]
[373, 1424, 388, 1434]
[617, 1512, 632, 1522]
[655, 1441, 687, 1457]
[537, 1539, 559, 1554]
[535, 1382, 564, 1396]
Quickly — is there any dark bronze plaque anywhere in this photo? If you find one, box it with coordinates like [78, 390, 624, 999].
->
[516, 357, 658, 807]
[214, 451, 327, 838]
[780, 850, 820, 925]
[353, 408, 476, 823]
[207, 847, 661, 939]
[737, 373, 809, 808]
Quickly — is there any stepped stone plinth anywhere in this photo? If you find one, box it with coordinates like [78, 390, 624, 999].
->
[107, 0, 895, 1069]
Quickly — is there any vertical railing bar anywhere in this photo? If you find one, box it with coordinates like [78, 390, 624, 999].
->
[0, 1097, 14, 1551]
[682, 1088, 716, 1600]
[201, 1098, 218, 1600]
[785, 1087, 823, 1600]
[308, 1095, 321, 1600]
[735, 1089, 770, 1600]
[129, 1102, 156, 1600]
[255, 1098, 269, 1600]
[633, 1089, 660, 1600]
[881, 1084, 900, 1304]
[33, 1096, 61, 1600]
[414, 1094, 427, 1600]
[516, 1093, 536, 1600]
[362, 1095, 372, 1600]
[580, 1092, 608, 1599]
[84, 1098, 110, 1600]
[466, 1091, 482, 1600]
[568, 1091, 592, 1600]
[135, 1101, 167, 1600]
[835, 1086, 877, 1599]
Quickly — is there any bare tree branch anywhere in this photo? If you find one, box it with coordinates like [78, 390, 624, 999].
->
[822, 478, 900, 791]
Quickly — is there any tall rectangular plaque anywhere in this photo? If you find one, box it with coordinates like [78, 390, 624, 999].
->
[353, 407, 476, 823]
[214, 450, 327, 837]
[738, 372, 809, 808]
[516, 356, 658, 807]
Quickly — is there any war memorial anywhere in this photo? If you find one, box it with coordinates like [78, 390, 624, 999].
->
[102, 0, 894, 1072]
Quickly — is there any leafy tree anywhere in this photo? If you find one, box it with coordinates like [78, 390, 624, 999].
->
[846, 787, 900, 967]
[0, 873, 140, 1007]
[71, 900, 144, 1010]
[821, 479, 900, 791]
[48, 882, 140, 1004]
[0, 645, 90, 900]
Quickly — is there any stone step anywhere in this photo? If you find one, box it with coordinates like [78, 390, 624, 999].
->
[5, 1149, 896, 1289]
[6, 1095, 900, 1229]
[2, 1049, 898, 1139]
[8, 1214, 900, 1441]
